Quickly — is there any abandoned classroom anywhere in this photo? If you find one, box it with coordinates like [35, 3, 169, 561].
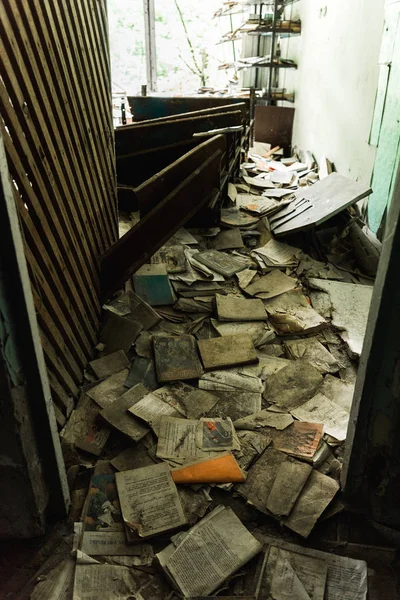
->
[1, 0, 400, 598]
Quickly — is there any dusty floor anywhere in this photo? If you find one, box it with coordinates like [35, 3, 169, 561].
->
[2, 148, 398, 599]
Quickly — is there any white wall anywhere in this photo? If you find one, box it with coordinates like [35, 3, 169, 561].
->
[282, 0, 385, 186]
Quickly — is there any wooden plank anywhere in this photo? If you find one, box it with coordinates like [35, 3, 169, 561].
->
[115, 110, 243, 158]
[134, 134, 228, 215]
[116, 139, 200, 187]
[101, 146, 225, 300]
[39, 328, 79, 398]
[0, 118, 97, 349]
[53, 0, 117, 243]
[254, 106, 295, 150]
[0, 0, 118, 425]
[118, 102, 248, 128]
[0, 6, 101, 302]
[30, 280, 86, 382]
[127, 95, 249, 121]
[21, 0, 114, 252]
[273, 173, 372, 236]
[0, 36, 100, 327]
[47, 370, 75, 418]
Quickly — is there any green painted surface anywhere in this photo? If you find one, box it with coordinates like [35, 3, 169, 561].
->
[368, 3, 400, 233]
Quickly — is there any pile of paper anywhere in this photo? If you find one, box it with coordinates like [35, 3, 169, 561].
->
[54, 146, 377, 599]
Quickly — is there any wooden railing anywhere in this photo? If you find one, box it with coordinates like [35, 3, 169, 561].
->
[0, 0, 117, 426]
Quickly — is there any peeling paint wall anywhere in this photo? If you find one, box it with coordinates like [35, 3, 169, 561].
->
[368, 0, 400, 234]
[280, 0, 385, 186]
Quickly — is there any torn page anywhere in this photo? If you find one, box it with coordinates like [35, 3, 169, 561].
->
[100, 383, 150, 442]
[157, 506, 262, 597]
[273, 421, 324, 460]
[291, 392, 350, 441]
[30, 556, 75, 600]
[116, 463, 187, 538]
[236, 448, 287, 514]
[263, 290, 327, 335]
[320, 374, 355, 412]
[260, 545, 328, 600]
[266, 457, 312, 517]
[282, 470, 340, 537]
[61, 394, 110, 456]
[260, 536, 368, 600]
[234, 409, 293, 432]
[156, 417, 238, 461]
[128, 390, 182, 436]
[152, 382, 218, 419]
[253, 238, 300, 267]
[73, 564, 141, 600]
[211, 319, 275, 347]
[244, 271, 298, 300]
[81, 531, 153, 557]
[208, 390, 262, 421]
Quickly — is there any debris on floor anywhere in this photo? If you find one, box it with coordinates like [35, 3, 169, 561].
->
[43, 144, 382, 598]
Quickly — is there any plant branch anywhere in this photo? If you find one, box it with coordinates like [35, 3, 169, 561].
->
[173, 0, 204, 80]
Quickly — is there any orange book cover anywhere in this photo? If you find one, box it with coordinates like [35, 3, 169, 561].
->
[171, 452, 246, 484]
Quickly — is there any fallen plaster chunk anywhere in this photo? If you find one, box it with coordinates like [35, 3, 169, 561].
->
[308, 278, 373, 358]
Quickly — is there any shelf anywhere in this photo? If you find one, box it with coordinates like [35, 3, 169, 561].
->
[214, 0, 299, 17]
[218, 60, 297, 70]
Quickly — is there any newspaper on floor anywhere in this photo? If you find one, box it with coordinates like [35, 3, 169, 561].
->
[86, 369, 129, 409]
[260, 544, 328, 600]
[291, 392, 350, 441]
[31, 556, 75, 600]
[151, 382, 218, 419]
[234, 409, 293, 431]
[253, 238, 301, 268]
[80, 531, 154, 558]
[211, 318, 275, 347]
[282, 469, 340, 537]
[208, 390, 262, 421]
[266, 457, 312, 517]
[73, 563, 142, 600]
[116, 463, 187, 538]
[156, 417, 239, 461]
[199, 369, 264, 393]
[128, 389, 183, 435]
[155, 505, 262, 597]
[259, 536, 368, 600]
